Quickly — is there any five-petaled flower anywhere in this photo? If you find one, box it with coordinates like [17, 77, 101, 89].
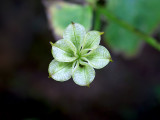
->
[48, 22, 112, 86]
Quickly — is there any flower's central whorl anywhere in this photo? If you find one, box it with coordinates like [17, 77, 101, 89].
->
[49, 22, 111, 86]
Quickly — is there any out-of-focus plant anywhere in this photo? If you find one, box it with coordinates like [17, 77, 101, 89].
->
[44, 1, 92, 37]
[103, 0, 160, 56]
[44, 0, 160, 58]
[48, 23, 111, 86]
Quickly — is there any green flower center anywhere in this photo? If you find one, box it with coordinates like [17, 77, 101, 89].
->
[75, 50, 83, 60]
[74, 48, 88, 66]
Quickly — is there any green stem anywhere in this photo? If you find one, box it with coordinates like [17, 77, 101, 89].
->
[98, 6, 160, 51]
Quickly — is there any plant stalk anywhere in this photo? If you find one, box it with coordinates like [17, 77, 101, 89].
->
[98, 6, 160, 51]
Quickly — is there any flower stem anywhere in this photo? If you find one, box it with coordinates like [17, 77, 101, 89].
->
[98, 6, 160, 51]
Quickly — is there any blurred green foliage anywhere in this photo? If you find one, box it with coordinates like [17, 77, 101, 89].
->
[45, 0, 160, 57]
[46, 1, 92, 37]
[105, 0, 160, 56]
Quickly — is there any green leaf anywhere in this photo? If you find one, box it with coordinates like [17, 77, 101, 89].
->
[63, 23, 86, 50]
[105, 0, 160, 56]
[72, 63, 95, 86]
[83, 45, 111, 69]
[45, 1, 93, 37]
[82, 31, 102, 50]
[51, 39, 77, 62]
[48, 60, 73, 81]
[105, 23, 141, 56]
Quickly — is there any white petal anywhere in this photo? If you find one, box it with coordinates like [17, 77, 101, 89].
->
[82, 31, 102, 50]
[84, 45, 111, 69]
[63, 23, 86, 50]
[51, 39, 77, 62]
[48, 60, 73, 81]
[72, 64, 95, 86]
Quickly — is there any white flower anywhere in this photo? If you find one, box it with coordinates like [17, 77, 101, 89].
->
[48, 22, 112, 86]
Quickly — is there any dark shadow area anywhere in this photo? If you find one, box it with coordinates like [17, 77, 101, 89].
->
[0, 0, 160, 120]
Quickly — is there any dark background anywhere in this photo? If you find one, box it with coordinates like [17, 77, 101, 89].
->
[0, 0, 160, 120]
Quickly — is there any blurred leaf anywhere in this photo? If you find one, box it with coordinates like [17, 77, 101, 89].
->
[86, 0, 97, 7]
[104, 0, 160, 57]
[46, 1, 93, 37]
